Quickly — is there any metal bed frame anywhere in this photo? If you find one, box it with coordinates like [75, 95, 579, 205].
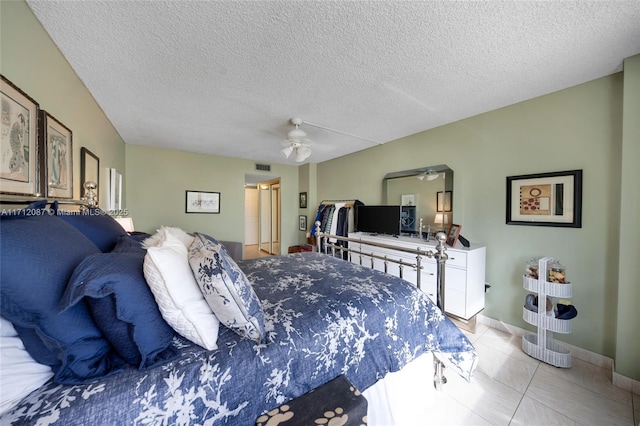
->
[313, 221, 450, 390]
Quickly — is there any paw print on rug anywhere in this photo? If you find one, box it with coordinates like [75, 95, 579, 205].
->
[256, 404, 294, 426]
[314, 407, 348, 426]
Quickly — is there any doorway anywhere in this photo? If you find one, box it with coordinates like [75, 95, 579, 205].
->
[259, 179, 281, 255]
[244, 174, 281, 259]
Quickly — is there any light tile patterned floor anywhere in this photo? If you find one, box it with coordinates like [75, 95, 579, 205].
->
[429, 325, 638, 425]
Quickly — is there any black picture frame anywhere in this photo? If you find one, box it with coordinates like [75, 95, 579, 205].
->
[299, 215, 307, 231]
[186, 190, 220, 214]
[436, 191, 452, 212]
[299, 191, 307, 209]
[506, 169, 582, 228]
[80, 147, 99, 204]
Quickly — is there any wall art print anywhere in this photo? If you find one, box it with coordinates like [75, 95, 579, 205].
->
[186, 190, 220, 214]
[506, 169, 582, 228]
[41, 111, 73, 199]
[0, 75, 40, 196]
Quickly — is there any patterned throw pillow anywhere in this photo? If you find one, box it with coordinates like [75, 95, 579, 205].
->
[188, 233, 266, 344]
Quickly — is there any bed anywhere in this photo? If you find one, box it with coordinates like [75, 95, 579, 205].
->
[0, 200, 477, 425]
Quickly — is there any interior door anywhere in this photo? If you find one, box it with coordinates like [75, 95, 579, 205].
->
[258, 179, 281, 255]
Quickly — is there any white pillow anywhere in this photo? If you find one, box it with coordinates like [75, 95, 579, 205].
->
[0, 317, 54, 415]
[143, 233, 219, 350]
[142, 226, 194, 250]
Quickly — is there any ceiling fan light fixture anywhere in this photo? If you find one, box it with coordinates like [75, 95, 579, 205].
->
[287, 127, 308, 141]
[282, 117, 313, 162]
[417, 170, 440, 181]
[294, 146, 311, 162]
[281, 145, 294, 158]
[426, 172, 439, 181]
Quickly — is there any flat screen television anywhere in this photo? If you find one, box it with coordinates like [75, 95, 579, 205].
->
[355, 205, 401, 236]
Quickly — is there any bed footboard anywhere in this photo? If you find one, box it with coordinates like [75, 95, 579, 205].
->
[314, 222, 450, 390]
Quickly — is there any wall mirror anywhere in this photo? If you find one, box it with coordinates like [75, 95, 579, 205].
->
[382, 164, 453, 237]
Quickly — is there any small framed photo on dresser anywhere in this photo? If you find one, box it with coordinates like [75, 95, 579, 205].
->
[446, 224, 461, 247]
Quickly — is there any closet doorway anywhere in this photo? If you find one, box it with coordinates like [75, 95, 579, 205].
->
[259, 179, 281, 255]
[244, 174, 280, 259]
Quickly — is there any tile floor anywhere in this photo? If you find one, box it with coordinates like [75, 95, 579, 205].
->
[429, 324, 638, 425]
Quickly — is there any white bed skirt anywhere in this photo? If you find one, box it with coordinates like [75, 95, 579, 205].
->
[363, 351, 437, 425]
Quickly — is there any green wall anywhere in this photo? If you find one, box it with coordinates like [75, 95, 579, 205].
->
[318, 70, 639, 380]
[0, 1, 125, 199]
[615, 55, 640, 381]
[4, 0, 637, 381]
[125, 144, 299, 254]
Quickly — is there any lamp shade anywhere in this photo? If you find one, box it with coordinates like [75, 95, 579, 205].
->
[434, 213, 448, 225]
[114, 217, 135, 233]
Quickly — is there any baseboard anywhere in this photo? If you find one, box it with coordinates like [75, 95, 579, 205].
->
[613, 371, 640, 395]
[477, 314, 640, 394]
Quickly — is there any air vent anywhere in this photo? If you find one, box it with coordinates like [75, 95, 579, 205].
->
[255, 163, 271, 172]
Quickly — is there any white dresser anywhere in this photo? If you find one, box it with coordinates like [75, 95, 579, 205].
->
[347, 233, 486, 320]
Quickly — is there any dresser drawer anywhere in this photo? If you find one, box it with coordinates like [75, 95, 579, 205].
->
[446, 251, 467, 268]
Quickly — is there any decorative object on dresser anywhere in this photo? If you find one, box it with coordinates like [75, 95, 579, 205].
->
[522, 257, 576, 368]
[80, 147, 99, 205]
[0, 75, 41, 196]
[185, 190, 220, 214]
[40, 111, 73, 199]
[446, 223, 461, 247]
[506, 169, 583, 228]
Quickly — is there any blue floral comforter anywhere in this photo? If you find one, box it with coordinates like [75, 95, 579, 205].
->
[1, 253, 477, 425]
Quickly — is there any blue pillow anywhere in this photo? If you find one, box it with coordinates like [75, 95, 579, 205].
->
[53, 202, 127, 252]
[111, 234, 148, 256]
[0, 213, 126, 384]
[0, 199, 48, 216]
[60, 241, 178, 370]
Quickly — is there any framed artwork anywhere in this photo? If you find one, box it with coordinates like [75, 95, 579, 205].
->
[446, 223, 462, 247]
[299, 191, 307, 209]
[436, 191, 452, 212]
[506, 169, 582, 228]
[0, 75, 40, 196]
[41, 111, 73, 198]
[299, 215, 307, 231]
[80, 147, 99, 204]
[401, 193, 415, 206]
[186, 190, 220, 214]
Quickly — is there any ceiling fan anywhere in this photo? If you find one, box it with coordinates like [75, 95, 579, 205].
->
[417, 171, 440, 181]
[282, 118, 312, 162]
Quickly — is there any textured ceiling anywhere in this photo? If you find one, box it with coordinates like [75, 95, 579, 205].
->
[26, 1, 640, 166]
